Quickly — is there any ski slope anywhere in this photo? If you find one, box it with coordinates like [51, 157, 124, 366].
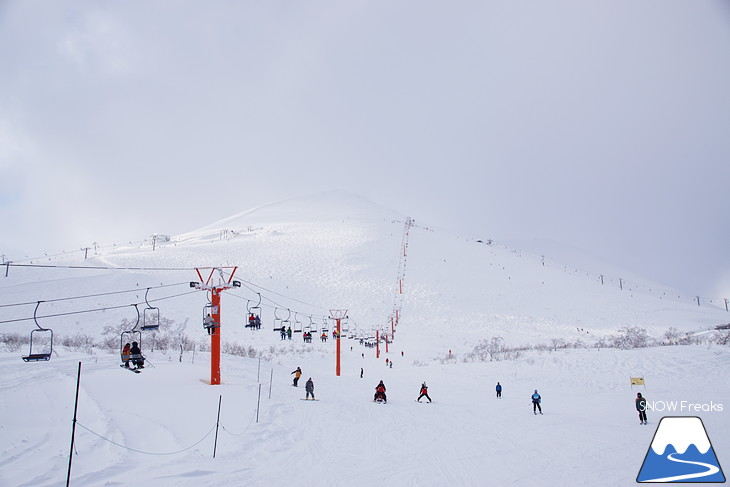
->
[1, 192, 729, 486]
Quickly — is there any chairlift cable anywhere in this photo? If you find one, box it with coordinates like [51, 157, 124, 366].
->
[0, 290, 199, 325]
[0, 282, 189, 309]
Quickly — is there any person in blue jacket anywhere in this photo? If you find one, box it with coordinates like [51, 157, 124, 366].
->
[496, 382, 502, 398]
[531, 390, 542, 415]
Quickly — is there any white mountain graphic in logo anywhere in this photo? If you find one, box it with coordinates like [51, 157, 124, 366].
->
[637, 416, 725, 483]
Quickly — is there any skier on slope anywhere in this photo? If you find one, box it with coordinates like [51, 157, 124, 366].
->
[496, 382, 502, 398]
[291, 367, 302, 387]
[531, 390, 542, 415]
[417, 382, 432, 403]
[636, 392, 648, 425]
[374, 380, 387, 403]
[305, 378, 315, 400]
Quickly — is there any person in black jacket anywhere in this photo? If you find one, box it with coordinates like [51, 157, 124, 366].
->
[305, 378, 315, 400]
[130, 341, 144, 369]
[636, 392, 648, 425]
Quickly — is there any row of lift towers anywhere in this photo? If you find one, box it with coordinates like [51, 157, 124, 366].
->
[190, 215, 413, 386]
[22, 217, 414, 387]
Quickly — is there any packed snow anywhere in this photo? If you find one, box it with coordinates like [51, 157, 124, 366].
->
[1, 192, 728, 486]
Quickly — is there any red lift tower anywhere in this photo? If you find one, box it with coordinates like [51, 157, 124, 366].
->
[330, 309, 348, 376]
[191, 267, 240, 385]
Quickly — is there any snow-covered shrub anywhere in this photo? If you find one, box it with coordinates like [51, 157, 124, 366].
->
[60, 333, 97, 354]
[711, 331, 730, 346]
[0, 332, 28, 352]
[550, 338, 566, 352]
[611, 326, 649, 349]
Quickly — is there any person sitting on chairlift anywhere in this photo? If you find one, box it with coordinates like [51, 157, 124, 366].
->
[122, 343, 131, 368]
[204, 314, 215, 335]
[130, 341, 144, 369]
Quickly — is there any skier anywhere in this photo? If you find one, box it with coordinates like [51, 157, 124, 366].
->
[121, 343, 131, 368]
[291, 367, 302, 387]
[417, 382, 432, 403]
[496, 382, 502, 398]
[636, 392, 648, 425]
[531, 390, 542, 415]
[360, 367, 364, 379]
[130, 341, 144, 369]
[374, 380, 387, 403]
[280, 326, 287, 340]
[305, 378, 315, 400]
[287, 326, 293, 340]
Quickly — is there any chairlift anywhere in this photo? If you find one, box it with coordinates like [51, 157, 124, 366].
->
[280, 308, 292, 332]
[273, 308, 284, 332]
[22, 301, 53, 362]
[321, 316, 329, 333]
[141, 288, 160, 331]
[341, 317, 351, 333]
[304, 316, 314, 334]
[120, 304, 142, 366]
[293, 312, 303, 333]
[246, 293, 262, 329]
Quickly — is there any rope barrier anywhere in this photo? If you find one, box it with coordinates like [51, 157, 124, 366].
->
[76, 421, 217, 456]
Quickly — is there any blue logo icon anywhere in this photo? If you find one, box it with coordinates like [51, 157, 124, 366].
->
[637, 416, 725, 483]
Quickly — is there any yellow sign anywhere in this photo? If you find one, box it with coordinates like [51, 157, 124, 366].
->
[631, 377, 645, 386]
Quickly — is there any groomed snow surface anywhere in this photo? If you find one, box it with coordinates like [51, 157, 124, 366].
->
[2, 345, 729, 487]
[2, 193, 729, 486]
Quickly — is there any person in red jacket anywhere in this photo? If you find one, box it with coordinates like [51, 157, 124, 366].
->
[417, 382, 432, 403]
[374, 380, 387, 403]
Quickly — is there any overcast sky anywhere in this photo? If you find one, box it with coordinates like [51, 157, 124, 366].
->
[1, 1, 729, 298]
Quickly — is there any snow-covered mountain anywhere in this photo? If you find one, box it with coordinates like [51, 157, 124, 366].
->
[2, 191, 726, 354]
[2, 192, 729, 487]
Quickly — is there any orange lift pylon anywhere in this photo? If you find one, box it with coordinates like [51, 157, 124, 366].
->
[330, 309, 348, 376]
[191, 267, 241, 385]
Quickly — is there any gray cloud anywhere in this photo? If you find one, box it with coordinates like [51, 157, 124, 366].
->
[1, 0, 729, 297]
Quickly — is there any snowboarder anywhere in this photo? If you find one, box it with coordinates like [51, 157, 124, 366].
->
[531, 390, 542, 415]
[291, 367, 302, 387]
[374, 380, 387, 403]
[417, 382, 431, 403]
[204, 314, 215, 335]
[130, 341, 144, 369]
[636, 392, 648, 425]
[305, 378, 315, 400]
[496, 382, 502, 398]
[121, 343, 131, 368]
